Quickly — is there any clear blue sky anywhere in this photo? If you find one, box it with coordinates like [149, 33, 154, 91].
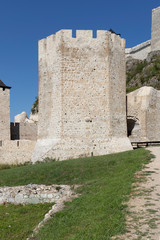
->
[0, 0, 159, 121]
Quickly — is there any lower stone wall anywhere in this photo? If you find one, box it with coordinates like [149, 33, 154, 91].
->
[31, 137, 132, 163]
[0, 140, 36, 165]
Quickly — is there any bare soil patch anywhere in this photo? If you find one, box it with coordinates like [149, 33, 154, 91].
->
[112, 147, 160, 240]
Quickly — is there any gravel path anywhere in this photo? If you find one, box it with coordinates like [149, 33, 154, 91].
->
[113, 147, 160, 240]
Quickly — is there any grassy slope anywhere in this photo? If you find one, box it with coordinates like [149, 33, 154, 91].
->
[0, 203, 52, 240]
[0, 148, 152, 240]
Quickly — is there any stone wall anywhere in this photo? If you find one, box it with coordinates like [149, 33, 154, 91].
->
[31, 29, 132, 163]
[127, 86, 160, 142]
[125, 40, 151, 60]
[0, 140, 36, 165]
[11, 122, 37, 140]
[0, 88, 10, 141]
[151, 6, 160, 51]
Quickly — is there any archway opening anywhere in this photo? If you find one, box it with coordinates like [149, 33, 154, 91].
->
[127, 119, 136, 137]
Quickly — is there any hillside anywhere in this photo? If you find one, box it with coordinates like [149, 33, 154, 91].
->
[126, 51, 160, 93]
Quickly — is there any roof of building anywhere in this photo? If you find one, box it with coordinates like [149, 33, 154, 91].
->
[0, 80, 11, 89]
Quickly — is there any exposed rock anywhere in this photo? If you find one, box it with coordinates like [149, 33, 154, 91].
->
[14, 111, 38, 124]
[14, 112, 28, 123]
[29, 113, 38, 122]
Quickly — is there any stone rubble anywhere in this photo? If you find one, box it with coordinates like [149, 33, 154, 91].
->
[0, 184, 75, 205]
[0, 183, 79, 239]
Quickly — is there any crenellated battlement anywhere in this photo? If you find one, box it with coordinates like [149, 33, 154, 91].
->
[38, 29, 125, 56]
[152, 6, 160, 12]
[39, 29, 123, 41]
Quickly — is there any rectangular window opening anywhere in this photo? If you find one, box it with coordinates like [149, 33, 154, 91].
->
[93, 30, 97, 39]
[72, 30, 76, 38]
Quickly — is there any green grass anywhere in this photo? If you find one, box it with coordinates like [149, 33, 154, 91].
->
[0, 203, 52, 240]
[126, 60, 147, 84]
[126, 86, 140, 93]
[0, 148, 152, 240]
[31, 96, 38, 114]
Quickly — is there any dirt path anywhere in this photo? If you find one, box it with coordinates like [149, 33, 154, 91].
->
[113, 147, 160, 240]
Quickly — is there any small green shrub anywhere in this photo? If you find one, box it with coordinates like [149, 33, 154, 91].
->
[126, 86, 140, 93]
[31, 97, 38, 114]
[140, 76, 145, 84]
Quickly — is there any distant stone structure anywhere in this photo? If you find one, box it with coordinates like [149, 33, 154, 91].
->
[127, 86, 160, 142]
[0, 81, 37, 165]
[126, 6, 160, 60]
[125, 40, 151, 60]
[31, 29, 132, 162]
[11, 112, 37, 141]
[11, 122, 37, 141]
[151, 6, 160, 51]
[0, 80, 11, 141]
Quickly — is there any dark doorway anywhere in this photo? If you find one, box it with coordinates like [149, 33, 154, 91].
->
[127, 119, 136, 137]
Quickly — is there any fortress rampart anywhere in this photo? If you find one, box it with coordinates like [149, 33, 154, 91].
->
[31, 29, 132, 162]
[126, 6, 160, 60]
[125, 40, 151, 60]
[0, 140, 36, 165]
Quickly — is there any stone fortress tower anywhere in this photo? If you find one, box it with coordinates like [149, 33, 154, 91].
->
[0, 80, 11, 141]
[31, 30, 132, 162]
[151, 6, 160, 51]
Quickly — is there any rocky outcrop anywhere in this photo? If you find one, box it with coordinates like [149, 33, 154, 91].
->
[14, 112, 38, 124]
